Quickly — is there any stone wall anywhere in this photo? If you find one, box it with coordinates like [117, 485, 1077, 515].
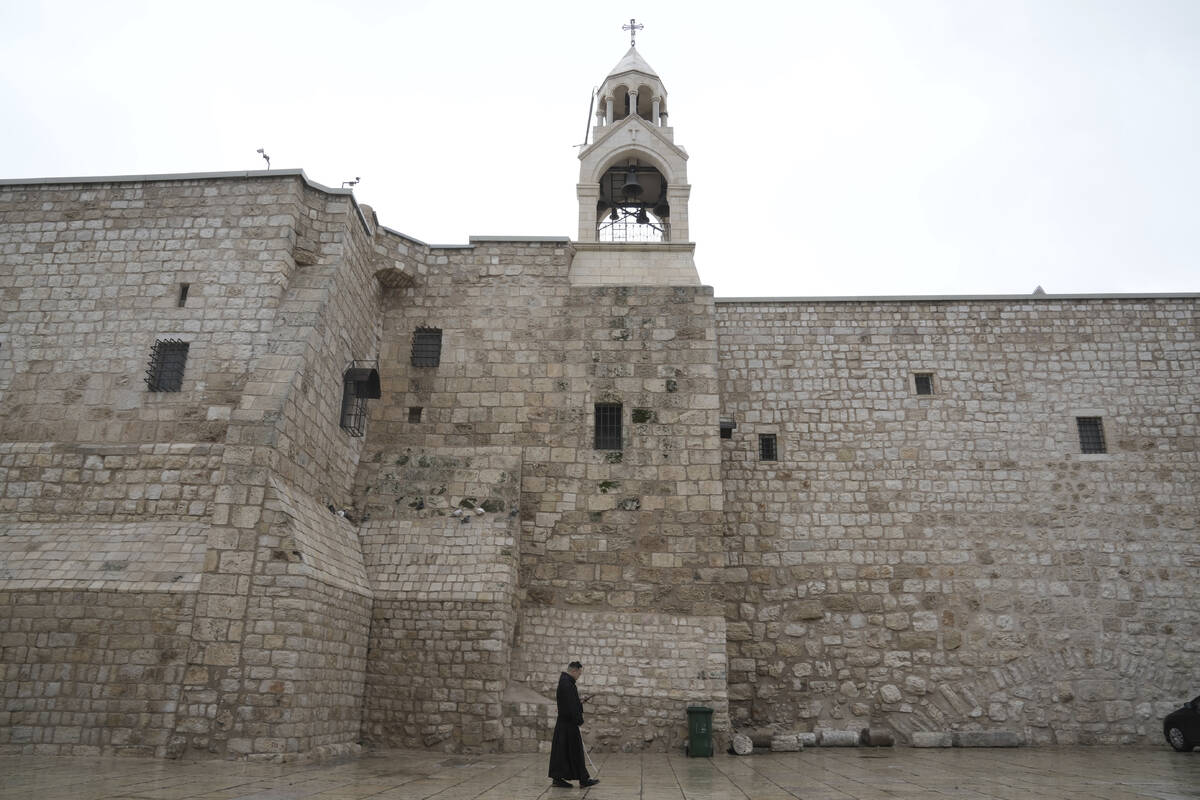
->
[511, 607, 729, 753]
[0, 589, 194, 757]
[716, 297, 1200, 744]
[355, 447, 521, 752]
[0, 173, 408, 759]
[0, 518, 205, 758]
[0, 177, 300, 445]
[166, 175, 396, 759]
[355, 241, 730, 750]
[3, 171, 1196, 758]
[0, 443, 222, 521]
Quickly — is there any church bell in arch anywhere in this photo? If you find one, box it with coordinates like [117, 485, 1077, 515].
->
[570, 32, 699, 285]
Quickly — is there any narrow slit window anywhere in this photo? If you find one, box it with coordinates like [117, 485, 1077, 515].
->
[411, 328, 442, 367]
[145, 339, 189, 392]
[408, 407, 423, 423]
[178, 283, 190, 307]
[914, 373, 934, 395]
[594, 403, 622, 450]
[759, 433, 778, 461]
[1076, 417, 1106, 454]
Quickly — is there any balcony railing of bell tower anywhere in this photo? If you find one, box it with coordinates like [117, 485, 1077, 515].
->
[598, 209, 670, 242]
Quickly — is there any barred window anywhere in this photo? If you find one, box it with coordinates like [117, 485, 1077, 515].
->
[594, 403, 622, 450]
[145, 339, 189, 392]
[411, 328, 442, 367]
[340, 379, 367, 437]
[914, 373, 934, 395]
[340, 365, 381, 437]
[1076, 417, 1106, 454]
[759, 433, 778, 461]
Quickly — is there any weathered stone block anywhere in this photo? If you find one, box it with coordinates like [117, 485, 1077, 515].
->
[910, 731, 953, 748]
[816, 729, 859, 747]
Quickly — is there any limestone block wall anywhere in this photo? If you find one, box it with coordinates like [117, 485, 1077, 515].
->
[716, 296, 1200, 744]
[511, 607, 729, 753]
[358, 241, 728, 749]
[0, 443, 222, 521]
[0, 589, 195, 757]
[355, 447, 522, 752]
[0, 172, 409, 759]
[0, 176, 303, 445]
[520, 284, 724, 619]
[0, 519, 206, 756]
[168, 177, 398, 759]
[216, 478, 370, 758]
[362, 599, 514, 751]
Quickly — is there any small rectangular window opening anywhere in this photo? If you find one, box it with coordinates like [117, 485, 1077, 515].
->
[178, 283, 190, 307]
[914, 373, 934, 395]
[720, 418, 736, 439]
[1076, 417, 1106, 454]
[408, 407, 423, 423]
[594, 403, 622, 450]
[145, 339, 189, 392]
[759, 433, 778, 461]
[339, 365, 380, 436]
[411, 328, 443, 367]
[340, 379, 367, 436]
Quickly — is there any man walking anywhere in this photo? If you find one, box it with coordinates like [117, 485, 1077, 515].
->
[548, 661, 599, 788]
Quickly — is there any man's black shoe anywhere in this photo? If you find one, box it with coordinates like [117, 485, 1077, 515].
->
[580, 778, 600, 787]
[551, 778, 573, 788]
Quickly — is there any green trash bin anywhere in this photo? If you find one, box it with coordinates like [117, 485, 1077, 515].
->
[686, 705, 714, 757]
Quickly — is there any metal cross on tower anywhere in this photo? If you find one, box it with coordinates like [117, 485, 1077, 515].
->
[623, 18, 643, 47]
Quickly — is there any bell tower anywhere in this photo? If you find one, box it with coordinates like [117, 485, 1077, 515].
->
[570, 26, 700, 286]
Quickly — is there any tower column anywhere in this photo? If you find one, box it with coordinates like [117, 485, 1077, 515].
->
[652, 97, 661, 125]
[605, 96, 614, 125]
[666, 185, 691, 242]
[576, 184, 600, 243]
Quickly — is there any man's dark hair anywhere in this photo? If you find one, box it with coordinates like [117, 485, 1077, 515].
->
[568, 661, 583, 670]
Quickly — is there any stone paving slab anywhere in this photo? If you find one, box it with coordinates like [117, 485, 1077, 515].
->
[0, 747, 1197, 800]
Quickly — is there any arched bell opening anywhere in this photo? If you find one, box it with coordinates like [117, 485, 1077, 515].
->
[613, 86, 632, 122]
[595, 159, 670, 242]
[635, 86, 654, 121]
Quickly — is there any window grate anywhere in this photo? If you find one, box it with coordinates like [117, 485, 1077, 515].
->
[146, 339, 189, 392]
[914, 373, 934, 395]
[340, 379, 367, 436]
[594, 403, 622, 450]
[411, 328, 442, 367]
[1076, 417, 1106, 454]
[759, 433, 778, 461]
[408, 407, 423, 423]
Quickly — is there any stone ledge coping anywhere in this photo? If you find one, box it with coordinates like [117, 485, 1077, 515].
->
[716, 292, 1199, 303]
[573, 241, 696, 252]
[469, 236, 572, 244]
[0, 168, 384, 240]
[0, 168, 345, 194]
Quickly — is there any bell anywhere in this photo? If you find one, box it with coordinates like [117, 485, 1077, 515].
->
[636, 207, 649, 225]
[620, 169, 643, 198]
[609, 207, 619, 222]
[652, 199, 670, 219]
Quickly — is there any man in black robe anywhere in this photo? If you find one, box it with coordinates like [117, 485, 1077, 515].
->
[548, 661, 599, 788]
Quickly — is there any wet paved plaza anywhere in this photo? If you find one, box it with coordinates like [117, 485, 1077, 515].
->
[1, 746, 1197, 800]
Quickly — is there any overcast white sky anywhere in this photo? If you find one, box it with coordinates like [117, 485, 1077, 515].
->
[2, 0, 1197, 297]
